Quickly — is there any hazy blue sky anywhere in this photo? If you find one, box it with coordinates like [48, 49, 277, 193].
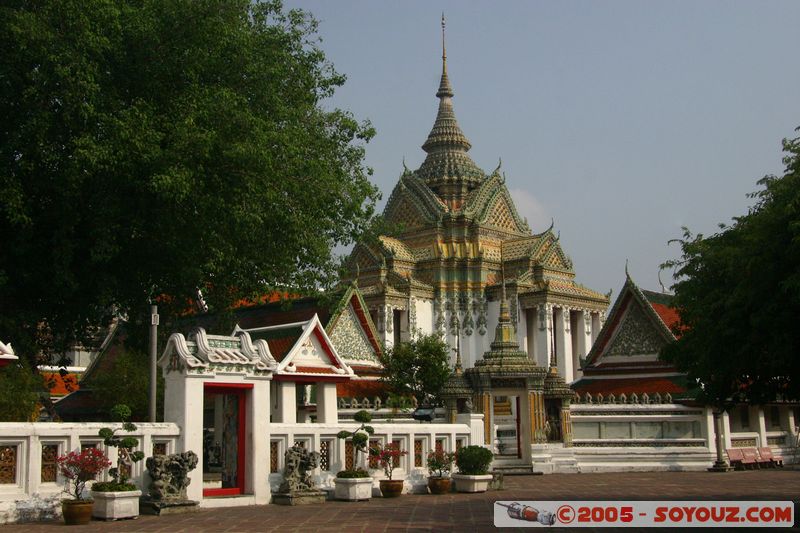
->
[285, 0, 800, 297]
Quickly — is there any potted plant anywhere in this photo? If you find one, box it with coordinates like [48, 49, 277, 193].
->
[57, 447, 111, 525]
[369, 442, 408, 497]
[91, 404, 145, 520]
[334, 410, 375, 501]
[452, 445, 494, 493]
[426, 449, 455, 494]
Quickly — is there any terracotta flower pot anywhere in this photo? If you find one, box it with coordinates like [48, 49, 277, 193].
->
[379, 479, 404, 497]
[62, 499, 94, 525]
[427, 476, 452, 494]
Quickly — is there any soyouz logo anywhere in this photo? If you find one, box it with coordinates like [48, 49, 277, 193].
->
[493, 501, 794, 528]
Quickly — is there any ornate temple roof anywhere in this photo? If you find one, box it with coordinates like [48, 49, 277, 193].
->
[416, 16, 484, 193]
[346, 18, 609, 316]
[572, 270, 688, 398]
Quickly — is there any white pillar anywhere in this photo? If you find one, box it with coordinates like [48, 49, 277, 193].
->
[722, 410, 732, 449]
[248, 379, 271, 504]
[535, 304, 553, 369]
[525, 308, 535, 360]
[755, 407, 767, 448]
[591, 312, 601, 344]
[316, 382, 338, 424]
[574, 310, 590, 379]
[163, 372, 205, 502]
[274, 381, 297, 423]
[554, 307, 573, 382]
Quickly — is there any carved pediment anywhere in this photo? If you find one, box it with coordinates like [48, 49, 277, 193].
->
[606, 304, 668, 357]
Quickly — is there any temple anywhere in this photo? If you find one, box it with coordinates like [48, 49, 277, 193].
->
[347, 17, 608, 384]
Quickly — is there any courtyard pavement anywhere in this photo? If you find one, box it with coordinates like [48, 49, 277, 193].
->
[3, 470, 798, 532]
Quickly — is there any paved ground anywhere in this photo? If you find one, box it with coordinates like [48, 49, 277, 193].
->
[4, 470, 799, 532]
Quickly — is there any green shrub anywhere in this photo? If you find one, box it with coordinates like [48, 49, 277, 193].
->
[335, 468, 370, 479]
[455, 445, 493, 475]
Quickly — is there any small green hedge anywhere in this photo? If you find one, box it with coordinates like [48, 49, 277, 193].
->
[92, 481, 138, 492]
[335, 468, 371, 479]
[455, 445, 493, 475]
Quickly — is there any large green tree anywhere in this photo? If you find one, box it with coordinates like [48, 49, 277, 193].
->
[0, 0, 378, 364]
[381, 334, 452, 406]
[661, 130, 800, 409]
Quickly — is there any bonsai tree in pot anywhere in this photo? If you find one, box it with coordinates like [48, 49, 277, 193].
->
[334, 410, 375, 501]
[369, 442, 408, 497]
[452, 445, 494, 493]
[92, 404, 146, 519]
[57, 447, 111, 525]
[426, 449, 455, 494]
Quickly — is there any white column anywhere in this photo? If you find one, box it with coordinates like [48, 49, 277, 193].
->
[316, 382, 338, 424]
[755, 407, 767, 447]
[249, 379, 270, 504]
[575, 310, 591, 378]
[525, 308, 535, 361]
[722, 410, 732, 449]
[591, 312, 601, 344]
[535, 304, 553, 369]
[274, 381, 297, 423]
[786, 406, 797, 436]
[554, 307, 573, 382]
[163, 372, 204, 502]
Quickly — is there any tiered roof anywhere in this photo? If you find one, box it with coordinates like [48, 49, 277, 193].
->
[347, 19, 608, 316]
[573, 271, 690, 399]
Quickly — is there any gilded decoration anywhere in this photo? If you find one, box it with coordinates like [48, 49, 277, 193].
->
[329, 304, 379, 363]
[606, 303, 666, 357]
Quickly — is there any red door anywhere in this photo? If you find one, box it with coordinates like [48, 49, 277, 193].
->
[203, 383, 251, 497]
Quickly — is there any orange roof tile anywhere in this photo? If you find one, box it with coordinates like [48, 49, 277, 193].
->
[41, 372, 81, 397]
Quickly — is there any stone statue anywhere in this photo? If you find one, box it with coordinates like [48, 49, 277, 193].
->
[277, 445, 320, 494]
[146, 451, 199, 501]
[463, 398, 473, 413]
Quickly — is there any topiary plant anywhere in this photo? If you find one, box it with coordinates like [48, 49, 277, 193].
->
[336, 410, 375, 477]
[93, 404, 145, 491]
[455, 445, 493, 475]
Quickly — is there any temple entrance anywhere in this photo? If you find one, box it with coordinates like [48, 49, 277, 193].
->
[202, 383, 250, 496]
[493, 395, 521, 458]
[544, 398, 563, 443]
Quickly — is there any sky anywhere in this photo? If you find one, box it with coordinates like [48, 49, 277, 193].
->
[285, 0, 800, 297]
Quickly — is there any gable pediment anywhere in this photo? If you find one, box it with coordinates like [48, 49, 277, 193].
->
[605, 302, 668, 358]
[329, 303, 381, 366]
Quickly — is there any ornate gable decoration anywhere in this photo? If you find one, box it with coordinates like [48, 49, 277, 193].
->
[159, 328, 277, 376]
[606, 303, 667, 357]
[486, 195, 520, 232]
[465, 175, 529, 234]
[328, 303, 381, 366]
[236, 315, 355, 380]
[383, 175, 445, 231]
[585, 274, 677, 367]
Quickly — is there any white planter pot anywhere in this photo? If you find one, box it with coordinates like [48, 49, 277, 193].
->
[452, 474, 493, 493]
[91, 490, 142, 520]
[334, 477, 373, 501]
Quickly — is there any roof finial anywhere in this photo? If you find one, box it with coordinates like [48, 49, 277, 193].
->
[441, 13, 446, 66]
[625, 258, 630, 279]
[658, 268, 667, 293]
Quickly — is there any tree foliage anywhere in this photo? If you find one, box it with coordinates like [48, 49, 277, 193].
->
[90, 349, 164, 420]
[381, 333, 451, 406]
[0, 361, 44, 421]
[0, 0, 378, 364]
[661, 130, 800, 408]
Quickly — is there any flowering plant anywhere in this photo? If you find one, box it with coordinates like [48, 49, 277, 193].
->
[368, 443, 408, 480]
[57, 448, 111, 500]
[426, 449, 455, 478]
